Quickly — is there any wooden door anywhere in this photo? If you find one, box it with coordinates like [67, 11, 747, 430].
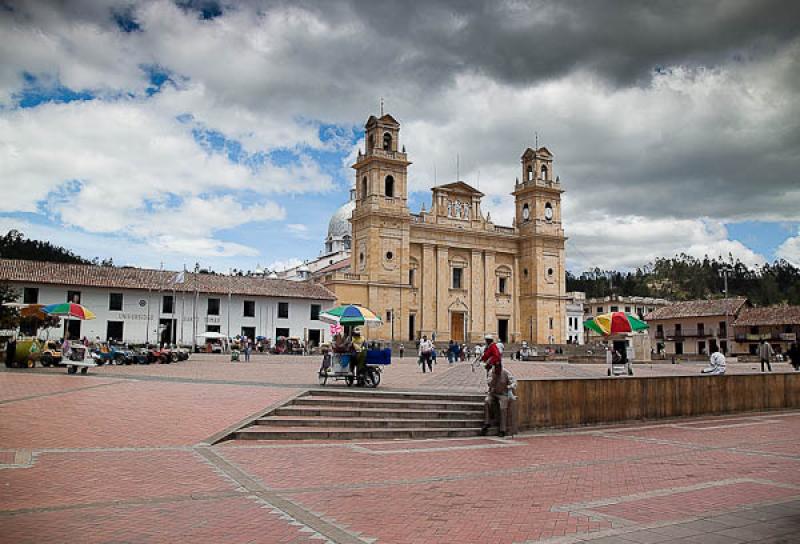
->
[451, 312, 464, 343]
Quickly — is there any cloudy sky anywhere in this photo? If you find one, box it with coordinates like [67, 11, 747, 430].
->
[1, 0, 798, 273]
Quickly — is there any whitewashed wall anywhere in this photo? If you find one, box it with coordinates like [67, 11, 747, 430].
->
[9, 281, 334, 345]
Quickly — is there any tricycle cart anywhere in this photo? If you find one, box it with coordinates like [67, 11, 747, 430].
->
[318, 347, 391, 388]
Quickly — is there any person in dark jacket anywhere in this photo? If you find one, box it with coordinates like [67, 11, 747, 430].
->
[787, 343, 800, 371]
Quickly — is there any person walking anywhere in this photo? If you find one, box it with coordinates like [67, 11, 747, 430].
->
[243, 336, 251, 362]
[398, 343, 404, 359]
[447, 340, 458, 365]
[480, 334, 502, 369]
[759, 339, 774, 372]
[418, 335, 433, 373]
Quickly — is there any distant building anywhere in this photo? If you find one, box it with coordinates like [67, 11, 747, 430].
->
[733, 305, 800, 355]
[565, 291, 585, 344]
[0, 258, 335, 346]
[279, 190, 355, 281]
[645, 298, 747, 356]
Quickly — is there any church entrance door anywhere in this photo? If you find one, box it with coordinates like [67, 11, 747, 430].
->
[450, 312, 465, 343]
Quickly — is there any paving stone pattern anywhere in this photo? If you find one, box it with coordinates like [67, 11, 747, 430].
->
[0, 359, 798, 543]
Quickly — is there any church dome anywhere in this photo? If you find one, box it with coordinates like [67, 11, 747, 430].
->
[327, 199, 355, 239]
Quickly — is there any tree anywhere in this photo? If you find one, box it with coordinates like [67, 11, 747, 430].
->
[0, 282, 20, 330]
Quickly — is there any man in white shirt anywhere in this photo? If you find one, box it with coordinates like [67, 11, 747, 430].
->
[702, 347, 726, 375]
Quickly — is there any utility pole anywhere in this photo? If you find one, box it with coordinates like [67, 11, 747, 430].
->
[720, 266, 731, 353]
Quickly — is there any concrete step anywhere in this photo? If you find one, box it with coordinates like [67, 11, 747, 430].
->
[233, 426, 484, 441]
[256, 416, 483, 429]
[305, 389, 485, 402]
[293, 395, 483, 411]
[274, 405, 482, 420]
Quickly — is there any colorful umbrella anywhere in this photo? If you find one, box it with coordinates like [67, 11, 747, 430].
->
[319, 305, 382, 327]
[42, 303, 96, 320]
[584, 312, 648, 336]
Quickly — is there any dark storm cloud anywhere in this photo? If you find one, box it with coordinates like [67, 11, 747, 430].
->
[291, 0, 800, 87]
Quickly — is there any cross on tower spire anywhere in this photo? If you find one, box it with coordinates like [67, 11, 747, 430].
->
[380, 97, 384, 116]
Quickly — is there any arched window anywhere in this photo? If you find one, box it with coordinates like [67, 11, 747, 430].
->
[385, 175, 395, 197]
[540, 165, 548, 180]
[383, 132, 392, 151]
[527, 165, 533, 181]
[361, 176, 367, 199]
[325, 241, 333, 254]
[343, 235, 351, 250]
[368, 134, 374, 152]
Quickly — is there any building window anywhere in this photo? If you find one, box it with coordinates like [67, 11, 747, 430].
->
[597, 307, 604, 314]
[498, 277, 507, 294]
[527, 165, 533, 181]
[361, 176, 367, 199]
[610, 306, 619, 312]
[625, 306, 631, 313]
[452, 267, 463, 289]
[409, 268, 416, 287]
[385, 251, 393, 261]
[386, 310, 393, 323]
[278, 302, 289, 319]
[385, 175, 395, 197]
[522, 203, 530, 221]
[343, 235, 351, 250]
[675, 342, 684, 355]
[241, 326, 256, 339]
[549, 317, 554, 330]
[243, 300, 255, 318]
[207, 298, 220, 316]
[106, 321, 124, 342]
[719, 321, 727, 337]
[67, 290, 81, 303]
[207, 325, 221, 333]
[162, 295, 174, 314]
[383, 132, 392, 151]
[109, 293, 123, 312]
[23, 287, 39, 304]
[310, 304, 321, 321]
[276, 327, 290, 338]
[540, 165, 548, 180]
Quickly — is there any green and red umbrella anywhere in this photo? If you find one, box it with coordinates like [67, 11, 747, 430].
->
[42, 303, 96, 320]
[584, 312, 648, 336]
[319, 304, 382, 327]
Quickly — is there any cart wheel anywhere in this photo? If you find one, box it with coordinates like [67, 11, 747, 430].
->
[628, 366, 634, 376]
[607, 368, 611, 376]
[81, 367, 88, 374]
[365, 368, 381, 388]
[318, 372, 328, 386]
[42, 355, 52, 367]
[68, 366, 77, 374]
[345, 375, 354, 387]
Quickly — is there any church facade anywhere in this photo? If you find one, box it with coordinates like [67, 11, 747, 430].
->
[323, 113, 567, 345]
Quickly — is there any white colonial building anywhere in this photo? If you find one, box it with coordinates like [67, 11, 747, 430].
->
[0, 258, 336, 346]
[565, 291, 586, 345]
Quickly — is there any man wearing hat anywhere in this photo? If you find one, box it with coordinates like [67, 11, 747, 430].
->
[480, 334, 516, 437]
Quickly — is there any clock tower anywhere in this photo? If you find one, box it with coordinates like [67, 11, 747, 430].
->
[350, 113, 412, 285]
[513, 147, 567, 343]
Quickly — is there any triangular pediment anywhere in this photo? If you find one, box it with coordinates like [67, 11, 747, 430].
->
[521, 147, 536, 159]
[537, 146, 553, 158]
[379, 113, 399, 125]
[433, 181, 484, 197]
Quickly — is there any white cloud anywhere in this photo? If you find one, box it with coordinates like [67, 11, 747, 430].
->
[268, 257, 304, 272]
[776, 235, 800, 267]
[566, 215, 766, 271]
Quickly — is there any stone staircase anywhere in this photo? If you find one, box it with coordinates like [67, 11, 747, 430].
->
[229, 389, 486, 441]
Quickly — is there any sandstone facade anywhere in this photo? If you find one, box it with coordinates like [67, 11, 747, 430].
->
[323, 113, 567, 344]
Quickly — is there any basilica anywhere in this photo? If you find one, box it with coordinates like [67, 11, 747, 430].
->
[316, 112, 568, 345]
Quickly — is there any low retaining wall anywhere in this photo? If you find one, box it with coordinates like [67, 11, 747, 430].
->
[516, 373, 800, 430]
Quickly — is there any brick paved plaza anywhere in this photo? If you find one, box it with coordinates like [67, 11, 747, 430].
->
[1, 355, 798, 543]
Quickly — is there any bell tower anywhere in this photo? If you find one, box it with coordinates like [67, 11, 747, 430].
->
[350, 113, 412, 284]
[513, 147, 567, 343]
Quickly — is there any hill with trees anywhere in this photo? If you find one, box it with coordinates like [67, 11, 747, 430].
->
[567, 254, 800, 306]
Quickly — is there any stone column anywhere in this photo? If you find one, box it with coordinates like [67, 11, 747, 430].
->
[512, 255, 522, 342]
[436, 246, 449, 339]
[484, 250, 496, 336]
[420, 244, 436, 336]
[470, 249, 484, 341]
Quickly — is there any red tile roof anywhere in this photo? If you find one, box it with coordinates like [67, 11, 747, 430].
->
[644, 298, 747, 321]
[734, 305, 800, 327]
[0, 258, 335, 300]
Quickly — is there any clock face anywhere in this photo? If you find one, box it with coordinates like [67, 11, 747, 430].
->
[522, 205, 530, 220]
[544, 204, 553, 220]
